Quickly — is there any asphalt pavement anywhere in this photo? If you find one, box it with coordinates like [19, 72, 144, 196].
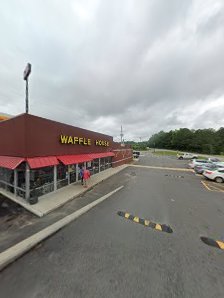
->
[1, 154, 224, 297]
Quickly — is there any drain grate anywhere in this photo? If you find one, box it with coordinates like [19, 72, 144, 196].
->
[165, 174, 184, 178]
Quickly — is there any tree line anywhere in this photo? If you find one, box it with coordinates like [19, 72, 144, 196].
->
[148, 128, 224, 155]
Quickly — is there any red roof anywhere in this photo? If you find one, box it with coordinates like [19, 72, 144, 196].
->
[89, 152, 115, 159]
[27, 156, 59, 169]
[0, 156, 25, 169]
[57, 154, 93, 165]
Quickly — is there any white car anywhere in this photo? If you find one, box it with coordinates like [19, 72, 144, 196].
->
[177, 153, 198, 160]
[188, 159, 210, 169]
[203, 169, 224, 183]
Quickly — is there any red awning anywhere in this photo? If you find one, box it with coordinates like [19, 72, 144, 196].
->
[57, 154, 93, 165]
[89, 152, 115, 159]
[0, 156, 25, 169]
[27, 156, 59, 169]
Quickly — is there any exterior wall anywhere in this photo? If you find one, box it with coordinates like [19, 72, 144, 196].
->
[112, 148, 133, 167]
[0, 113, 133, 167]
[0, 114, 113, 157]
[0, 115, 26, 157]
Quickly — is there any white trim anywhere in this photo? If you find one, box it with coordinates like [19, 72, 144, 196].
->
[14, 169, 18, 195]
[54, 165, 57, 191]
[25, 163, 30, 200]
[112, 157, 132, 164]
[113, 149, 132, 152]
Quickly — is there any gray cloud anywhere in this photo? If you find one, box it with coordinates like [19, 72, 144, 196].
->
[0, 0, 224, 140]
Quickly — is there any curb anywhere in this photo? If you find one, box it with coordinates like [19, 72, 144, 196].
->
[41, 164, 128, 216]
[129, 164, 194, 172]
[0, 186, 124, 272]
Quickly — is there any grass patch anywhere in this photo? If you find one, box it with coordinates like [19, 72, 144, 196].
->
[152, 151, 214, 160]
[153, 150, 178, 156]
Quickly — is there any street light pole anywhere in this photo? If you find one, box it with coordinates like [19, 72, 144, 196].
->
[25, 78, 29, 113]
[23, 63, 31, 114]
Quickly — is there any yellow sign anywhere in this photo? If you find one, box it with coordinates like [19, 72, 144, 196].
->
[60, 135, 110, 147]
[60, 135, 91, 145]
[95, 140, 109, 147]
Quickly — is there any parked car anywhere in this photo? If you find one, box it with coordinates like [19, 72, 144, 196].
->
[194, 163, 217, 174]
[207, 157, 221, 163]
[133, 151, 140, 159]
[203, 169, 224, 183]
[212, 162, 224, 167]
[177, 153, 198, 160]
[188, 159, 210, 169]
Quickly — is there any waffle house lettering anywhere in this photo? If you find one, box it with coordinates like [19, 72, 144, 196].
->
[60, 135, 91, 146]
[95, 140, 109, 147]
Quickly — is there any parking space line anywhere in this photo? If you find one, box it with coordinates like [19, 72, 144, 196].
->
[201, 181, 211, 191]
[201, 180, 224, 193]
[210, 182, 224, 192]
[210, 185, 224, 192]
[117, 211, 173, 233]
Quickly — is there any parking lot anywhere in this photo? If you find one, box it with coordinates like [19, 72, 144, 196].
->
[201, 179, 224, 193]
[136, 151, 224, 193]
[1, 152, 224, 297]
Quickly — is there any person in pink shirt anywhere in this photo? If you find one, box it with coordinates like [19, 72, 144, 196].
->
[83, 168, 91, 188]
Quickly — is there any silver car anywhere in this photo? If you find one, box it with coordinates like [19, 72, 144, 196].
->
[203, 169, 224, 183]
[188, 159, 210, 169]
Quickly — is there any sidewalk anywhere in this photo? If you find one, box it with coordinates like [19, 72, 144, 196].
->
[0, 165, 128, 217]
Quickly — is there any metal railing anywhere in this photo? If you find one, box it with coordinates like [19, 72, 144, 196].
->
[57, 179, 68, 190]
[0, 180, 26, 199]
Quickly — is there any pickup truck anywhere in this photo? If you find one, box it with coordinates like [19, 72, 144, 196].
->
[177, 153, 198, 160]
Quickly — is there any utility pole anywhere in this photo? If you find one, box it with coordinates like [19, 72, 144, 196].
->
[23, 63, 32, 113]
[120, 125, 124, 145]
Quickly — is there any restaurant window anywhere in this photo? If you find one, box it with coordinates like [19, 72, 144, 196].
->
[57, 163, 68, 189]
[68, 164, 76, 183]
[77, 163, 84, 181]
[17, 162, 26, 198]
[87, 160, 93, 175]
[30, 166, 54, 198]
[93, 159, 99, 174]
[105, 157, 112, 169]
[100, 158, 105, 171]
[0, 167, 14, 193]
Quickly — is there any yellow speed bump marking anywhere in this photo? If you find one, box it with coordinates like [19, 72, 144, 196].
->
[117, 211, 173, 234]
[216, 241, 224, 250]
[144, 220, 150, 226]
[201, 237, 224, 250]
[155, 224, 162, 231]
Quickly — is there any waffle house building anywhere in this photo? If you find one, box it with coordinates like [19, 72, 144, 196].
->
[0, 114, 132, 202]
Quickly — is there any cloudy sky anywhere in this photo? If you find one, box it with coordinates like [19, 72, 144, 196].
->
[0, 0, 224, 141]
